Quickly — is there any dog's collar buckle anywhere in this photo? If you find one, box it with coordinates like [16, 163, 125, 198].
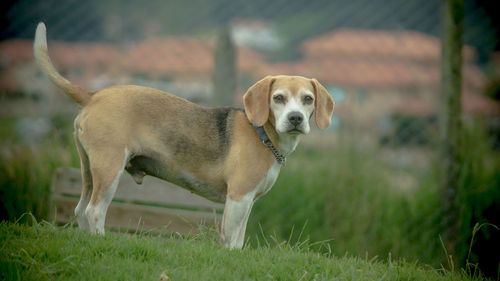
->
[253, 125, 286, 166]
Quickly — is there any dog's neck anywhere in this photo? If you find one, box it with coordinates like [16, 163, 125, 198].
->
[263, 122, 300, 157]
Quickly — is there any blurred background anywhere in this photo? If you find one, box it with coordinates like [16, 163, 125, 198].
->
[1, 0, 499, 278]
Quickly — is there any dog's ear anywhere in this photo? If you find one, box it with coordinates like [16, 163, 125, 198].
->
[244, 76, 275, 127]
[311, 78, 335, 130]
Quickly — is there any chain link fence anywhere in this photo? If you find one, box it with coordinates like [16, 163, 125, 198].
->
[1, 0, 499, 277]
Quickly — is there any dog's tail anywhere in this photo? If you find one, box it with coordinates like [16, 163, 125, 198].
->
[33, 22, 91, 106]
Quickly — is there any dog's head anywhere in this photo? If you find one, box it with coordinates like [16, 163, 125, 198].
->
[244, 75, 335, 134]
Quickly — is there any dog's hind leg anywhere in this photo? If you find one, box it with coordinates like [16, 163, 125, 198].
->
[74, 134, 92, 231]
[84, 147, 130, 234]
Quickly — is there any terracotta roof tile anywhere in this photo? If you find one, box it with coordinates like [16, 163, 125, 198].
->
[258, 29, 484, 89]
[302, 28, 475, 62]
[0, 36, 266, 79]
[0, 39, 121, 70]
[258, 58, 441, 87]
[50, 41, 121, 69]
[122, 37, 265, 75]
[122, 38, 213, 75]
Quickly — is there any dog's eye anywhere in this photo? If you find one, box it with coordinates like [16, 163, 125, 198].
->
[303, 96, 314, 104]
[273, 95, 285, 103]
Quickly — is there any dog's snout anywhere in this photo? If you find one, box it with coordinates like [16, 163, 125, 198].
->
[288, 112, 304, 126]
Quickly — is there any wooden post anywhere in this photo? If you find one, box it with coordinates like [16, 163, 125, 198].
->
[440, 0, 464, 262]
[213, 26, 236, 106]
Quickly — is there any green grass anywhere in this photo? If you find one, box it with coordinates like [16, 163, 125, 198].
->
[247, 139, 445, 266]
[0, 115, 79, 222]
[0, 116, 17, 140]
[0, 221, 484, 281]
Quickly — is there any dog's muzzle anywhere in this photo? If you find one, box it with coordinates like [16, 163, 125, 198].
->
[286, 112, 305, 134]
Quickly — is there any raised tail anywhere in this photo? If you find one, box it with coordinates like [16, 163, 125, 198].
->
[33, 22, 91, 106]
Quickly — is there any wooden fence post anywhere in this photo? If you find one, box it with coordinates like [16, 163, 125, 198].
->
[440, 0, 464, 263]
[213, 25, 236, 106]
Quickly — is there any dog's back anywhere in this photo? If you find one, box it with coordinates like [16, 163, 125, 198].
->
[75, 84, 240, 202]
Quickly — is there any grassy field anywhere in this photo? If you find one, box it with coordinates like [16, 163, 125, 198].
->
[0, 221, 485, 281]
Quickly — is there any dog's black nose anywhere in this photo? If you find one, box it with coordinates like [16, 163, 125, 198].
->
[288, 112, 303, 126]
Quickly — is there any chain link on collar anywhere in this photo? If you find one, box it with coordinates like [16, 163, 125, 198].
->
[253, 125, 286, 166]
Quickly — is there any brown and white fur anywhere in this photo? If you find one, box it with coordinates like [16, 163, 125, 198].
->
[33, 23, 334, 249]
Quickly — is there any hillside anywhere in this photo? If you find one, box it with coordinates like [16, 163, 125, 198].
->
[0, 221, 483, 281]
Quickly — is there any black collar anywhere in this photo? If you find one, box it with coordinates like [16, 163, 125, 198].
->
[253, 125, 286, 165]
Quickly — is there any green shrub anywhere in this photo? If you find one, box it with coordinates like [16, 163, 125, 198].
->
[248, 121, 500, 276]
[456, 119, 500, 278]
[0, 115, 78, 222]
[247, 136, 445, 266]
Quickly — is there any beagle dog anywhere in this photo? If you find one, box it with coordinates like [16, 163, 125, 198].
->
[34, 23, 334, 249]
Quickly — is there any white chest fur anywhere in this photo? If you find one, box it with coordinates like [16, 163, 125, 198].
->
[278, 133, 300, 158]
[254, 161, 281, 199]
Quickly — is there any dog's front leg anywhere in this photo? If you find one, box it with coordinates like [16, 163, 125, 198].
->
[220, 193, 255, 249]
